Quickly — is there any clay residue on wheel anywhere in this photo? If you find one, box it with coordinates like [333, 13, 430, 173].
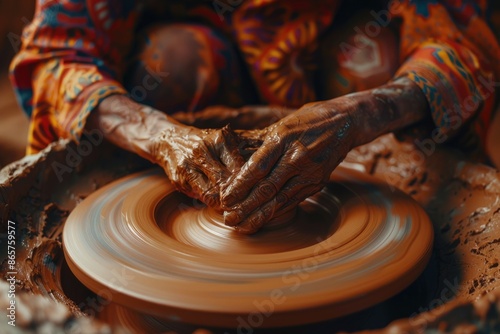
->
[1, 130, 500, 333]
[345, 134, 500, 302]
[0, 139, 151, 331]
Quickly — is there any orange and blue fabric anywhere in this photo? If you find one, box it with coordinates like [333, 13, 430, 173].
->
[10, 0, 500, 154]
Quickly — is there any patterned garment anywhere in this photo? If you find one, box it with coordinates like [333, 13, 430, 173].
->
[9, 0, 500, 154]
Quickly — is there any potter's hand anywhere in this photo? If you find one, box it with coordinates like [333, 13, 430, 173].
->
[88, 78, 427, 221]
[221, 99, 357, 234]
[220, 77, 430, 234]
[87, 95, 249, 210]
[151, 124, 245, 209]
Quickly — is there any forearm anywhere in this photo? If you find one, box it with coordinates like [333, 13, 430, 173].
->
[346, 77, 429, 147]
[86, 94, 182, 162]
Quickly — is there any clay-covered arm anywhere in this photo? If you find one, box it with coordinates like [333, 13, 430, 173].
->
[87, 95, 245, 208]
[87, 95, 171, 160]
[349, 78, 429, 147]
[220, 77, 429, 233]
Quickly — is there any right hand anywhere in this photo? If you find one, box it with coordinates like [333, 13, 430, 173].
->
[220, 100, 357, 233]
[149, 124, 248, 210]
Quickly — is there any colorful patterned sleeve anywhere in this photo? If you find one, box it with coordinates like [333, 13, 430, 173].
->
[9, 0, 139, 154]
[394, 0, 500, 142]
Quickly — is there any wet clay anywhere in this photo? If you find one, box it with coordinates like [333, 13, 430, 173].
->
[345, 133, 500, 301]
[0, 139, 152, 332]
[1, 130, 500, 333]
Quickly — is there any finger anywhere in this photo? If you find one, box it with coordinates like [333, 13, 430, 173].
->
[218, 126, 245, 173]
[187, 129, 241, 207]
[234, 179, 324, 234]
[183, 169, 220, 208]
[196, 127, 240, 182]
[194, 146, 232, 185]
[223, 159, 300, 226]
[221, 140, 284, 209]
[271, 183, 324, 220]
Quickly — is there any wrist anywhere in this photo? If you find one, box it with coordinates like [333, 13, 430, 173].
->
[342, 77, 429, 147]
[131, 109, 175, 162]
[90, 94, 182, 162]
[316, 93, 372, 148]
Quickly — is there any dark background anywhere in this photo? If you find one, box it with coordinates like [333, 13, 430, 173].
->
[0, 0, 34, 167]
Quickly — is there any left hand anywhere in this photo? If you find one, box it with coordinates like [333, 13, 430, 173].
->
[150, 124, 247, 210]
[220, 98, 358, 234]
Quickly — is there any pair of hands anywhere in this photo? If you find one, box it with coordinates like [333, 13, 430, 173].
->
[150, 99, 357, 234]
[91, 78, 424, 234]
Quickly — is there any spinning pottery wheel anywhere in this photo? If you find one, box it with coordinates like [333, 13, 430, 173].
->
[63, 167, 433, 328]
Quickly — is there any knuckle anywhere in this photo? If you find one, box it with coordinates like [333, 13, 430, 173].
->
[276, 160, 301, 178]
[256, 181, 278, 199]
[238, 196, 257, 216]
[275, 192, 289, 206]
[260, 205, 275, 221]
[282, 194, 301, 209]
[252, 159, 270, 177]
[282, 145, 307, 167]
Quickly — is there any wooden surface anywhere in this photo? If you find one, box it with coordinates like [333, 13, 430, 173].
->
[0, 73, 28, 167]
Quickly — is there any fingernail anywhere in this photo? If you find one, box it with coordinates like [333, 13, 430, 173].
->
[224, 210, 242, 226]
